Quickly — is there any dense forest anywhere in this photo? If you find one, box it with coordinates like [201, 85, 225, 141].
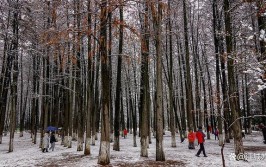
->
[0, 0, 265, 165]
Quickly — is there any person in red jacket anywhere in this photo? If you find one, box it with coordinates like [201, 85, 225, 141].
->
[187, 129, 196, 149]
[195, 126, 207, 157]
[123, 128, 128, 138]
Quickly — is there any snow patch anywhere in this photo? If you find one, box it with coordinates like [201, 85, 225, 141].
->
[1, 131, 266, 166]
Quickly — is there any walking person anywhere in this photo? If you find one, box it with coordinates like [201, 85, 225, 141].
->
[42, 132, 49, 153]
[214, 128, 219, 140]
[49, 132, 56, 151]
[195, 126, 207, 157]
[181, 128, 185, 143]
[262, 125, 266, 144]
[188, 129, 196, 149]
[123, 128, 128, 138]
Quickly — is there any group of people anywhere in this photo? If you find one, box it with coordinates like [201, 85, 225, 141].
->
[187, 126, 207, 157]
[187, 122, 266, 157]
[42, 131, 57, 153]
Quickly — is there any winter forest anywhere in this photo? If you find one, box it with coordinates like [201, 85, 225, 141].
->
[0, 0, 266, 166]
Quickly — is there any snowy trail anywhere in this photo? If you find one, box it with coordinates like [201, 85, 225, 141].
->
[0, 131, 266, 166]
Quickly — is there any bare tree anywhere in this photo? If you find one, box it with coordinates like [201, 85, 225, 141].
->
[151, 0, 165, 161]
[98, 0, 110, 164]
[223, 0, 244, 158]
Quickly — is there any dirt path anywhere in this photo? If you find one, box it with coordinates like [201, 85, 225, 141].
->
[37, 153, 186, 167]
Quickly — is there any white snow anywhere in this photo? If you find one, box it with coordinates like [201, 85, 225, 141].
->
[247, 35, 254, 41]
[243, 69, 254, 74]
[256, 79, 264, 84]
[259, 30, 266, 41]
[0, 131, 266, 166]
[258, 84, 266, 91]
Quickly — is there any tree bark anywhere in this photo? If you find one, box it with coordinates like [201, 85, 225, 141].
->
[0, 8, 12, 144]
[84, 0, 93, 155]
[151, 0, 165, 161]
[183, 0, 194, 131]
[98, 0, 110, 165]
[139, 0, 150, 157]
[9, 0, 19, 151]
[167, 0, 176, 148]
[256, 0, 266, 125]
[113, 1, 124, 151]
[224, 0, 244, 157]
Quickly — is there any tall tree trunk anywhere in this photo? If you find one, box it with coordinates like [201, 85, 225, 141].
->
[0, 9, 12, 144]
[256, 0, 266, 125]
[91, 13, 98, 146]
[126, 66, 137, 147]
[113, 1, 123, 151]
[9, 0, 19, 151]
[68, 55, 74, 148]
[19, 70, 30, 137]
[189, 0, 200, 130]
[19, 50, 24, 137]
[200, 44, 210, 139]
[176, 36, 186, 139]
[84, 0, 92, 155]
[98, 0, 110, 165]
[76, 0, 84, 152]
[224, 0, 244, 157]
[151, 0, 165, 161]
[108, 6, 114, 143]
[167, 0, 176, 148]
[212, 0, 223, 145]
[244, 62, 251, 134]
[63, 2, 70, 146]
[183, 0, 194, 131]
[139, 0, 150, 157]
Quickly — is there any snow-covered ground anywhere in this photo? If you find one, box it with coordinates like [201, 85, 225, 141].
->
[0, 131, 266, 166]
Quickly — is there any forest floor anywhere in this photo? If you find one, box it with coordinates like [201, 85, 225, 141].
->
[1, 130, 266, 167]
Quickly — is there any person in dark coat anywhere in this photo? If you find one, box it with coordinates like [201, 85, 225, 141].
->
[262, 126, 266, 144]
[214, 128, 219, 140]
[49, 132, 56, 151]
[181, 128, 185, 143]
[195, 126, 207, 157]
